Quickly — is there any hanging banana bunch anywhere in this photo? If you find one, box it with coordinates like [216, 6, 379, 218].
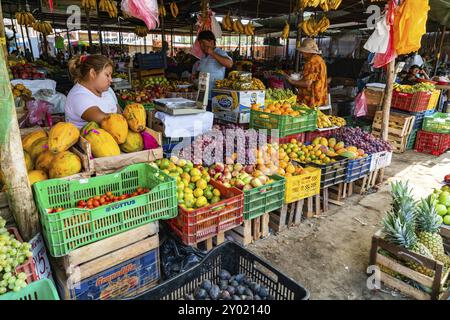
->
[170, 2, 179, 18]
[300, 16, 330, 37]
[99, 0, 118, 18]
[159, 5, 167, 17]
[327, 0, 342, 10]
[81, 0, 97, 11]
[15, 11, 36, 26]
[244, 22, 255, 36]
[32, 21, 53, 36]
[236, 19, 245, 34]
[281, 22, 290, 40]
[320, 0, 329, 12]
[306, 0, 321, 8]
[134, 26, 149, 37]
[222, 12, 233, 31]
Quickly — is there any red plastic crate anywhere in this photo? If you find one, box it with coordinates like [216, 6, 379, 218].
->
[277, 132, 306, 144]
[305, 128, 338, 143]
[391, 91, 431, 113]
[414, 130, 450, 156]
[167, 180, 244, 245]
[7, 228, 38, 284]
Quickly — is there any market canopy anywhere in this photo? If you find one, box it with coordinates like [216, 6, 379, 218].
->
[429, 0, 450, 27]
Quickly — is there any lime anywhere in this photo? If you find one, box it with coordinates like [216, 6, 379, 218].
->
[195, 196, 208, 208]
[184, 198, 194, 208]
[188, 183, 196, 190]
[213, 188, 221, 197]
[211, 196, 221, 204]
[436, 204, 447, 216]
[444, 215, 450, 226]
[177, 182, 185, 192]
[160, 158, 170, 170]
[196, 179, 208, 190]
[193, 188, 204, 198]
[204, 190, 213, 200]
[177, 191, 184, 200]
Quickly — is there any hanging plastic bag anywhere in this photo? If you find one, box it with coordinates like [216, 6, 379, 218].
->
[128, 0, 159, 30]
[372, 1, 397, 68]
[354, 91, 368, 117]
[121, 0, 132, 16]
[211, 12, 222, 39]
[394, 0, 430, 55]
[363, 14, 390, 54]
[19, 100, 53, 128]
[191, 39, 205, 60]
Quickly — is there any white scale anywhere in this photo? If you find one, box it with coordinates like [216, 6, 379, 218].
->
[153, 72, 210, 116]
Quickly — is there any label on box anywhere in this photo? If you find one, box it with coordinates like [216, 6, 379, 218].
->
[30, 232, 54, 282]
[213, 109, 250, 124]
[211, 89, 265, 112]
[56, 248, 160, 300]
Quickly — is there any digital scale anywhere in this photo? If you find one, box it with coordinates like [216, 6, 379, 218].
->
[153, 72, 210, 116]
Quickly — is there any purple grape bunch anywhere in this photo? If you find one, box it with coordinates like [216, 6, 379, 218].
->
[332, 127, 392, 154]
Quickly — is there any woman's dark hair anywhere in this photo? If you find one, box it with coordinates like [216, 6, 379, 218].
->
[68, 54, 113, 83]
[409, 64, 421, 71]
[197, 30, 216, 42]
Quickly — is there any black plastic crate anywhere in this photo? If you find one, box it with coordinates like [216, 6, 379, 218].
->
[308, 158, 348, 189]
[136, 52, 167, 70]
[345, 155, 371, 183]
[131, 241, 309, 300]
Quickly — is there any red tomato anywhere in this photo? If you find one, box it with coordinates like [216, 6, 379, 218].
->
[137, 187, 143, 194]
[56, 208, 64, 212]
[106, 192, 113, 197]
[77, 200, 86, 207]
[100, 197, 106, 204]
[87, 205, 94, 209]
[94, 196, 101, 201]
[143, 188, 150, 193]
[93, 200, 100, 207]
[132, 192, 139, 197]
[119, 195, 127, 201]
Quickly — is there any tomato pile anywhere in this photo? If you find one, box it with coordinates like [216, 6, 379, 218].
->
[48, 187, 151, 213]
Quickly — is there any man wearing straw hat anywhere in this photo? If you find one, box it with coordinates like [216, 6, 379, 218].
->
[288, 38, 328, 108]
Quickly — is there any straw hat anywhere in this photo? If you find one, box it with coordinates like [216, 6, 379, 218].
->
[297, 38, 322, 54]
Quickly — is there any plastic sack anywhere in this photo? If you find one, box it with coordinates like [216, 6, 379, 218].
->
[354, 91, 367, 117]
[372, 1, 397, 69]
[363, 14, 389, 54]
[128, 0, 159, 30]
[211, 12, 222, 39]
[121, 0, 131, 16]
[190, 39, 205, 60]
[394, 0, 430, 55]
[19, 100, 53, 128]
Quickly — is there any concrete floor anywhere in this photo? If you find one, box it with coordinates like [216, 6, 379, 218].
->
[247, 150, 450, 300]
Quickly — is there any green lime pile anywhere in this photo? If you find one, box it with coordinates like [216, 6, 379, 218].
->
[431, 185, 450, 225]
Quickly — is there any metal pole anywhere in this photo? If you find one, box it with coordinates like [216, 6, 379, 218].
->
[66, 26, 72, 57]
[433, 25, 446, 77]
[24, 26, 34, 61]
[8, 4, 19, 50]
[295, 11, 302, 72]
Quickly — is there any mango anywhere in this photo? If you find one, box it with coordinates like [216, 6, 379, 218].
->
[328, 138, 336, 148]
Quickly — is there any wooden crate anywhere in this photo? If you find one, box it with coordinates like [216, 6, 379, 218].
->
[369, 228, 450, 300]
[191, 232, 226, 251]
[364, 87, 385, 107]
[372, 111, 416, 137]
[372, 128, 409, 153]
[353, 169, 384, 194]
[52, 223, 159, 281]
[228, 213, 270, 246]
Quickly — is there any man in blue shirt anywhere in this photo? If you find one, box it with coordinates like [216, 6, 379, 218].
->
[193, 31, 233, 107]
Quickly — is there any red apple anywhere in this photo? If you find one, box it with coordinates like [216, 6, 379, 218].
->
[214, 163, 224, 173]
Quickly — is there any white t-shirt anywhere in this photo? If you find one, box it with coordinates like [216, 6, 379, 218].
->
[65, 83, 118, 128]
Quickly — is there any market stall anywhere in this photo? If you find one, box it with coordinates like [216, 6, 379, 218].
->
[0, 0, 449, 303]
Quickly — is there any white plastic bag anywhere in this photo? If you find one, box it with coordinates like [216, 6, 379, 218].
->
[211, 13, 222, 39]
[363, 14, 389, 54]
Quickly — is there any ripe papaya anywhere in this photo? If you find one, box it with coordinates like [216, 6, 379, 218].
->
[328, 138, 336, 148]
[35, 150, 56, 172]
[28, 170, 48, 185]
[48, 122, 80, 154]
[22, 129, 48, 154]
[49, 151, 82, 179]
[85, 129, 121, 158]
[101, 114, 129, 144]
[120, 131, 144, 153]
[123, 104, 146, 133]
[29, 137, 49, 161]
[80, 121, 100, 138]
[24, 151, 33, 171]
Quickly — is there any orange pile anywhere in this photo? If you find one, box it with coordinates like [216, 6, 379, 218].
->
[252, 102, 302, 117]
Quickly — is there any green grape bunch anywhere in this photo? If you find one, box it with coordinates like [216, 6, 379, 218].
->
[0, 217, 33, 295]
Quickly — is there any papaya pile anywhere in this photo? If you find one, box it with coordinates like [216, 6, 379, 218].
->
[21, 123, 83, 184]
[82, 103, 160, 158]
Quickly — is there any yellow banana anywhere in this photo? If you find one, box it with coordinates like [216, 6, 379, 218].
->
[281, 22, 290, 40]
[232, 20, 240, 33]
[320, 0, 329, 12]
[170, 2, 178, 18]
[237, 19, 245, 34]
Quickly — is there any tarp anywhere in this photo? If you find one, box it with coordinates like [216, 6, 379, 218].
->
[429, 0, 450, 27]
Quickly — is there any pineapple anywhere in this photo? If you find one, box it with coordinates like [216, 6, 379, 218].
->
[382, 211, 435, 277]
[416, 196, 450, 267]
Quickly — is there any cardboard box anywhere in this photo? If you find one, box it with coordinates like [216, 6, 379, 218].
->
[211, 89, 265, 113]
[214, 109, 250, 124]
[54, 230, 160, 300]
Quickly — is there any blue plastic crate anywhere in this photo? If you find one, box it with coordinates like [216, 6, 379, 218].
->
[392, 109, 435, 131]
[345, 155, 372, 183]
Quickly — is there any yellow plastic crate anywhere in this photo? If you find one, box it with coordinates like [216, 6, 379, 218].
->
[284, 167, 321, 204]
[426, 90, 440, 110]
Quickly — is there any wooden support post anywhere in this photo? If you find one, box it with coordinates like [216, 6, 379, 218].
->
[433, 25, 446, 77]
[252, 216, 261, 240]
[0, 2, 39, 240]
[380, 59, 396, 141]
[24, 26, 34, 61]
[261, 213, 270, 237]
[322, 188, 329, 213]
[305, 197, 313, 218]
[315, 194, 321, 216]
[8, 4, 19, 51]
[294, 200, 303, 225]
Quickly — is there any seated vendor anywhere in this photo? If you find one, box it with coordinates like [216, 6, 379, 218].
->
[65, 54, 120, 129]
[402, 65, 430, 85]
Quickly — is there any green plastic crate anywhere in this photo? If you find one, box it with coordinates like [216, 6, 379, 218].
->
[250, 106, 317, 138]
[118, 98, 155, 111]
[33, 163, 177, 257]
[0, 279, 60, 300]
[422, 112, 450, 134]
[243, 175, 285, 220]
[406, 129, 419, 150]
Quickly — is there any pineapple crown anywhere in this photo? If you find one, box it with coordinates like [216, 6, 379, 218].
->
[382, 211, 418, 250]
[390, 181, 417, 225]
[416, 196, 441, 234]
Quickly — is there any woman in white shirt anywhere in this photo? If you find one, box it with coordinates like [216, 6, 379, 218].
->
[65, 54, 120, 128]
